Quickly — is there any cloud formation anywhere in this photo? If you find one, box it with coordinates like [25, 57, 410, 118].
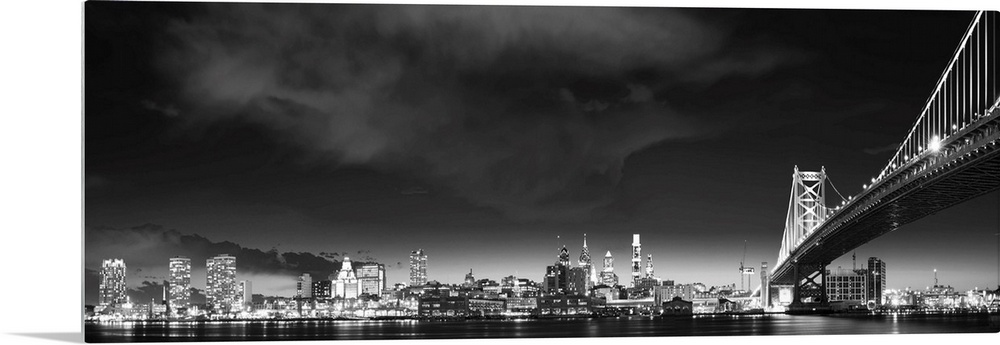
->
[155, 4, 788, 221]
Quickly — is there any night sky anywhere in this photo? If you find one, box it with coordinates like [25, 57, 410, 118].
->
[84, 2, 1000, 304]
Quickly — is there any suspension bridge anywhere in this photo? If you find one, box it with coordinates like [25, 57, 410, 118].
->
[767, 11, 1000, 313]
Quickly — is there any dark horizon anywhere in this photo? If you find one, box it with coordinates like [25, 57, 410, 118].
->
[84, 2, 1000, 303]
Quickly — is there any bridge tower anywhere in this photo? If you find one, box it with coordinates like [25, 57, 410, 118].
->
[779, 166, 832, 312]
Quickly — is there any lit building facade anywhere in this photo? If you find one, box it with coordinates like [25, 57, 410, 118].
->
[600, 251, 618, 286]
[167, 256, 191, 312]
[543, 246, 571, 295]
[826, 267, 868, 302]
[237, 280, 252, 311]
[334, 257, 360, 299]
[312, 280, 333, 299]
[206, 254, 237, 313]
[578, 234, 598, 287]
[99, 258, 128, 307]
[410, 249, 427, 286]
[867, 257, 887, 305]
[357, 263, 386, 296]
[297, 273, 312, 299]
[631, 234, 642, 286]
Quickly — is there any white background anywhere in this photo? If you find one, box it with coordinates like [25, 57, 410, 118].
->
[0, 0, 997, 344]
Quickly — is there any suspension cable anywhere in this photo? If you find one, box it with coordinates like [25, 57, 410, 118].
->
[825, 175, 848, 203]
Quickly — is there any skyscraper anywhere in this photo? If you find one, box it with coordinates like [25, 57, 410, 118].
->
[578, 234, 597, 287]
[167, 256, 191, 312]
[297, 273, 313, 299]
[334, 257, 360, 299]
[238, 280, 252, 311]
[464, 269, 476, 288]
[206, 254, 237, 313]
[645, 254, 654, 278]
[600, 251, 618, 286]
[357, 263, 386, 295]
[410, 249, 427, 286]
[99, 258, 127, 307]
[544, 246, 571, 294]
[631, 234, 642, 286]
[760, 262, 770, 309]
[867, 257, 887, 305]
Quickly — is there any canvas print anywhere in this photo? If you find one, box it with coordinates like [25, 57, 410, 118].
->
[84, 1, 1000, 342]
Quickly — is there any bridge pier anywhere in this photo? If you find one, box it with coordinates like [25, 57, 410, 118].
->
[787, 262, 832, 314]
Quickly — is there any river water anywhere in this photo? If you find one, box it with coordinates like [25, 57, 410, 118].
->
[85, 313, 1000, 342]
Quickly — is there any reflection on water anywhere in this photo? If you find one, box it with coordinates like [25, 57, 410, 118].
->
[85, 314, 1000, 342]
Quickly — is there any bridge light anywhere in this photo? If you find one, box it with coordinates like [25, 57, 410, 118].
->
[929, 136, 941, 152]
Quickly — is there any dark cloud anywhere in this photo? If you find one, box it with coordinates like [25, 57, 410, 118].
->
[151, 4, 796, 221]
[863, 142, 900, 155]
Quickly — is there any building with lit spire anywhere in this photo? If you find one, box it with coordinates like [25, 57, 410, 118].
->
[334, 257, 360, 299]
[578, 234, 598, 287]
[631, 234, 642, 287]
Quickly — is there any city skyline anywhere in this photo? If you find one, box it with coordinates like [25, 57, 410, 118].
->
[85, 3, 1000, 305]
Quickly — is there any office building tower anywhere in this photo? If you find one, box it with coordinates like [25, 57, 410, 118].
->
[297, 273, 313, 299]
[600, 251, 618, 286]
[357, 263, 386, 295]
[335, 257, 360, 299]
[645, 254, 654, 278]
[631, 234, 642, 286]
[206, 254, 237, 313]
[567, 267, 590, 295]
[238, 280, 252, 310]
[410, 249, 427, 286]
[99, 258, 127, 307]
[167, 256, 191, 311]
[578, 234, 598, 287]
[826, 267, 867, 302]
[544, 246, 571, 294]
[312, 280, 333, 299]
[867, 257, 887, 305]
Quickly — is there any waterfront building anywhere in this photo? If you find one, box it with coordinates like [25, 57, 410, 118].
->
[410, 249, 427, 286]
[99, 258, 128, 307]
[600, 251, 618, 286]
[538, 294, 590, 316]
[312, 280, 333, 299]
[468, 298, 506, 316]
[825, 267, 868, 303]
[418, 295, 469, 317]
[662, 296, 693, 315]
[867, 257, 887, 305]
[654, 284, 695, 305]
[167, 256, 191, 312]
[206, 254, 237, 313]
[237, 280, 252, 311]
[501, 276, 540, 298]
[334, 257, 361, 299]
[357, 263, 386, 296]
[296, 273, 313, 299]
[631, 234, 642, 286]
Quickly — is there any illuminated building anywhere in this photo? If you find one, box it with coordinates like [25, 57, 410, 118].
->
[297, 273, 313, 299]
[312, 280, 333, 299]
[578, 234, 598, 287]
[99, 258, 127, 307]
[760, 262, 770, 309]
[543, 246, 571, 294]
[335, 257, 360, 299]
[600, 251, 618, 286]
[645, 254, 654, 278]
[357, 263, 386, 296]
[237, 280, 252, 311]
[410, 249, 427, 286]
[825, 267, 867, 302]
[206, 254, 237, 313]
[867, 257, 887, 305]
[167, 256, 191, 312]
[631, 234, 641, 286]
[464, 269, 476, 288]
[567, 267, 590, 295]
